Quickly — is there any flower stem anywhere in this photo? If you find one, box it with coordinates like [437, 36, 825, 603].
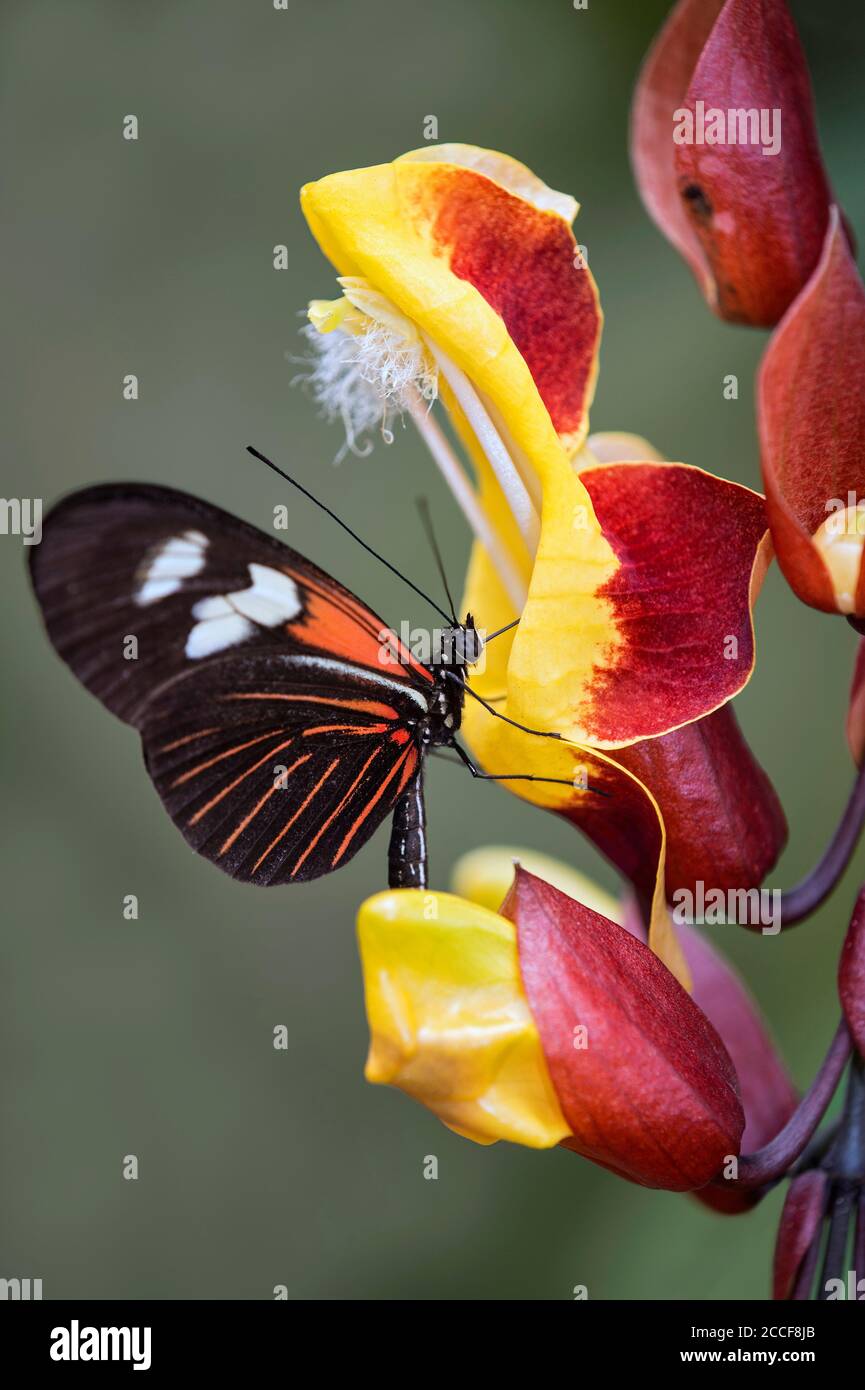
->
[720, 1019, 852, 1191]
[812, 1057, 864, 1296]
[780, 760, 865, 927]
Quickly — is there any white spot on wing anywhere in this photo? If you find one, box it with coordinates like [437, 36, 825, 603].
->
[136, 530, 208, 606]
[186, 612, 255, 659]
[229, 565, 302, 625]
[184, 564, 302, 659]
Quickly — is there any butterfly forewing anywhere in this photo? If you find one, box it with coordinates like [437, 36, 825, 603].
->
[30, 484, 433, 884]
[28, 483, 432, 726]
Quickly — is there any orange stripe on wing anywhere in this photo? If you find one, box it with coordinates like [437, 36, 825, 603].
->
[217, 753, 312, 857]
[251, 758, 341, 874]
[187, 737, 294, 826]
[171, 729, 285, 789]
[331, 743, 418, 868]
[285, 570, 434, 685]
[159, 727, 221, 753]
[289, 746, 384, 879]
[285, 566, 382, 636]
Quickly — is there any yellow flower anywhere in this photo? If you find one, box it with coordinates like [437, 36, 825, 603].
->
[358, 887, 570, 1149]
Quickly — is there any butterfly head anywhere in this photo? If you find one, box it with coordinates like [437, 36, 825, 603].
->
[436, 613, 485, 672]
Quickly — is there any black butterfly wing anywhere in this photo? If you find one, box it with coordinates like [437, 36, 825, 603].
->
[29, 483, 431, 884]
[28, 482, 434, 726]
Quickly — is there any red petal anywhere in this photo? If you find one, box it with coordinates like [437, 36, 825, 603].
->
[620, 895, 796, 1211]
[839, 890, 865, 1057]
[631, 0, 727, 305]
[637, 0, 833, 326]
[681, 925, 797, 1213]
[772, 1170, 827, 1300]
[504, 868, 744, 1191]
[758, 208, 865, 613]
[847, 640, 865, 767]
[419, 166, 601, 448]
[578, 462, 769, 744]
[616, 704, 787, 902]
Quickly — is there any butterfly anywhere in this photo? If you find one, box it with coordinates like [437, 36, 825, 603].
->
[28, 450, 594, 891]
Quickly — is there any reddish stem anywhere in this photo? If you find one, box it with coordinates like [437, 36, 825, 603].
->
[780, 762, 865, 927]
[719, 1020, 851, 1191]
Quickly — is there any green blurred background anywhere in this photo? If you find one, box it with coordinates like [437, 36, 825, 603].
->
[2, 0, 864, 1301]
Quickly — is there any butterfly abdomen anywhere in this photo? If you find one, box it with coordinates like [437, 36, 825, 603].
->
[387, 774, 427, 890]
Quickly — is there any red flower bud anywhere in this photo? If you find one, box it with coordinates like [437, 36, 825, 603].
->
[503, 868, 745, 1191]
[632, 0, 833, 325]
[758, 208, 865, 615]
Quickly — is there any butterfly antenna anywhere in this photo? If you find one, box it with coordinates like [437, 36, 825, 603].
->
[415, 496, 457, 624]
[486, 617, 520, 642]
[247, 446, 452, 625]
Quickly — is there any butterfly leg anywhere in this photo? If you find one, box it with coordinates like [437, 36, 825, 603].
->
[450, 741, 610, 797]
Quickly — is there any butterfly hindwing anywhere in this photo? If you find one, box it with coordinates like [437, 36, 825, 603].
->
[30, 484, 433, 885]
[140, 652, 423, 883]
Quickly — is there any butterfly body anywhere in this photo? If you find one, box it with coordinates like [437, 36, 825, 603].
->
[29, 483, 477, 891]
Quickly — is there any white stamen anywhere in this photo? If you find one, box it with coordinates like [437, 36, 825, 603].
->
[296, 280, 534, 610]
[295, 307, 437, 464]
[406, 392, 527, 611]
[419, 333, 541, 555]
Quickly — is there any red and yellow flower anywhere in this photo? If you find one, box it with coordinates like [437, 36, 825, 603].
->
[357, 853, 795, 1193]
[300, 144, 786, 983]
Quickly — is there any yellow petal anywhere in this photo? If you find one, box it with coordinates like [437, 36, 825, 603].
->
[357, 889, 571, 1148]
[585, 431, 664, 464]
[300, 148, 603, 468]
[456, 695, 691, 989]
[397, 144, 579, 221]
[452, 846, 622, 923]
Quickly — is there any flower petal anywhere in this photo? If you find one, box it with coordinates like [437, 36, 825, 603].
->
[847, 640, 865, 767]
[679, 922, 797, 1214]
[773, 1170, 828, 1300]
[452, 844, 621, 922]
[634, 0, 833, 326]
[508, 461, 771, 747]
[457, 690, 689, 987]
[356, 889, 571, 1149]
[504, 869, 744, 1190]
[631, 0, 727, 305]
[585, 431, 663, 464]
[615, 703, 787, 901]
[839, 889, 865, 1057]
[301, 146, 602, 460]
[466, 850, 793, 1208]
[623, 892, 798, 1213]
[758, 207, 865, 614]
